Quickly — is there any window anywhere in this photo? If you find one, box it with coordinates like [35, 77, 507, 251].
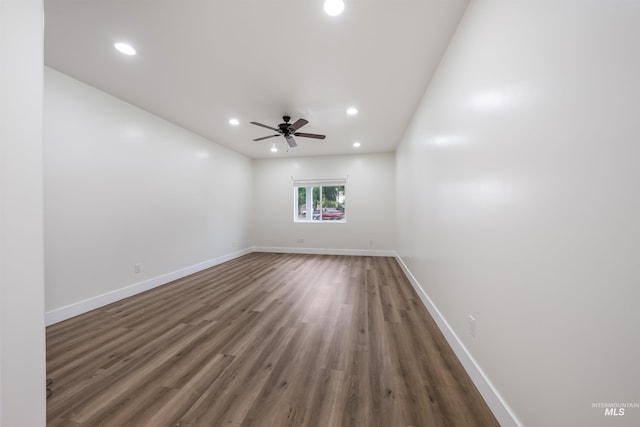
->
[294, 179, 346, 222]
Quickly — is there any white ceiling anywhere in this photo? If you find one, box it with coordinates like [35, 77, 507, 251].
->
[44, 0, 469, 159]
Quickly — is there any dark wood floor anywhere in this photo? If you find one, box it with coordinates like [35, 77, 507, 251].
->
[46, 253, 499, 427]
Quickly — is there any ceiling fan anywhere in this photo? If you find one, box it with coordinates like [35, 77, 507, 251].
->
[250, 115, 326, 148]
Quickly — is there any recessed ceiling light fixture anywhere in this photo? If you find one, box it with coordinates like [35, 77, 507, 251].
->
[346, 107, 358, 116]
[324, 0, 345, 16]
[229, 118, 240, 126]
[270, 144, 278, 153]
[114, 42, 136, 56]
[353, 142, 361, 148]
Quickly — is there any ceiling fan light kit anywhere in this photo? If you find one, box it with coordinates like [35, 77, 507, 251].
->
[250, 116, 326, 148]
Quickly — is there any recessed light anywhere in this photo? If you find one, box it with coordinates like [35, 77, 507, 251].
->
[229, 118, 240, 126]
[346, 107, 358, 116]
[270, 145, 278, 153]
[353, 142, 361, 148]
[114, 42, 136, 56]
[324, 0, 345, 16]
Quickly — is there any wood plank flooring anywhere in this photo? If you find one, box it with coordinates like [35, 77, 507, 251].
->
[46, 253, 499, 427]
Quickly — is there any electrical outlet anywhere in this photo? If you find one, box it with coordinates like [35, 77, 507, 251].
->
[232, 241, 236, 249]
[134, 263, 141, 274]
[298, 238, 304, 244]
[468, 315, 476, 338]
[369, 239, 374, 247]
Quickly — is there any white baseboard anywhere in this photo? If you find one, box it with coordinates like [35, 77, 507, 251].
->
[253, 246, 396, 257]
[45, 248, 253, 326]
[394, 253, 522, 427]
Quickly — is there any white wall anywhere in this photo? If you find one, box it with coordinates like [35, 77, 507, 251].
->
[253, 153, 395, 254]
[0, 0, 46, 425]
[396, 1, 640, 426]
[44, 68, 253, 319]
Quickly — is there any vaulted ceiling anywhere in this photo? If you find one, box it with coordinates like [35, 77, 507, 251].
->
[44, 0, 469, 159]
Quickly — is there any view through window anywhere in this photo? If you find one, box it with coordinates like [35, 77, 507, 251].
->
[294, 179, 346, 222]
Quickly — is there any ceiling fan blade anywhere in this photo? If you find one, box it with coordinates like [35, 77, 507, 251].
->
[287, 118, 308, 132]
[253, 134, 280, 141]
[285, 135, 298, 147]
[294, 132, 326, 140]
[250, 121, 280, 132]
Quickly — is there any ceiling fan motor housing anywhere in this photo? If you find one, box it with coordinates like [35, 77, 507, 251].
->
[279, 116, 292, 135]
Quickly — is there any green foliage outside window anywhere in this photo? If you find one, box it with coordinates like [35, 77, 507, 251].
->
[296, 185, 345, 221]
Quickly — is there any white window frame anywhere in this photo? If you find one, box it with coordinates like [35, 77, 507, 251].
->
[293, 178, 346, 223]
